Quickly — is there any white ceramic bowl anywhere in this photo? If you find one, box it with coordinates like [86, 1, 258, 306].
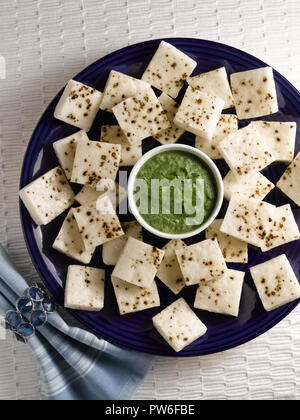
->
[128, 144, 224, 240]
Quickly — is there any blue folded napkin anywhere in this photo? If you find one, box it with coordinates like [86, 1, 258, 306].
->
[0, 245, 152, 400]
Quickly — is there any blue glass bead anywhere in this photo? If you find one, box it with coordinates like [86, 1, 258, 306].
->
[27, 286, 44, 302]
[17, 323, 35, 339]
[33, 301, 43, 311]
[42, 297, 55, 314]
[5, 311, 22, 329]
[16, 297, 33, 314]
[30, 310, 47, 328]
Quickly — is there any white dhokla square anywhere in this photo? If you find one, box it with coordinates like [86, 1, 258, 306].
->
[53, 130, 89, 180]
[175, 239, 227, 286]
[73, 196, 124, 250]
[156, 240, 187, 295]
[100, 125, 142, 166]
[218, 124, 274, 177]
[54, 80, 102, 131]
[102, 221, 143, 266]
[141, 41, 197, 98]
[112, 237, 164, 289]
[277, 152, 300, 207]
[261, 204, 300, 252]
[220, 195, 276, 248]
[100, 70, 150, 112]
[95, 181, 128, 209]
[195, 114, 238, 159]
[19, 167, 75, 226]
[206, 219, 248, 263]
[75, 183, 127, 208]
[194, 269, 245, 317]
[250, 254, 300, 311]
[223, 170, 274, 201]
[53, 209, 95, 264]
[95, 178, 115, 192]
[111, 276, 160, 315]
[188, 67, 234, 109]
[112, 88, 171, 144]
[173, 87, 224, 140]
[230, 67, 279, 119]
[75, 184, 105, 206]
[65, 265, 105, 311]
[71, 138, 121, 188]
[153, 93, 185, 144]
[250, 121, 296, 162]
[152, 298, 207, 352]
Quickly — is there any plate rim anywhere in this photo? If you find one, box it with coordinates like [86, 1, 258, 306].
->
[19, 37, 300, 357]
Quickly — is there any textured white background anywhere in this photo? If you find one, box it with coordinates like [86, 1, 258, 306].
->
[0, 0, 300, 400]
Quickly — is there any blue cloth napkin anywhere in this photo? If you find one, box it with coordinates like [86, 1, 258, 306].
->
[0, 245, 152, 400]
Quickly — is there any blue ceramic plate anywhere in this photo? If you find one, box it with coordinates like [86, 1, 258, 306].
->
[20, 38, 300, 356]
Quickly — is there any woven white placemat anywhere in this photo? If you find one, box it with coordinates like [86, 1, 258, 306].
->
[0, 0, 299, 400]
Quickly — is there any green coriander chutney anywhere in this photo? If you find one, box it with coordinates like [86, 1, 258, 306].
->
[134, 150, 217, 234]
